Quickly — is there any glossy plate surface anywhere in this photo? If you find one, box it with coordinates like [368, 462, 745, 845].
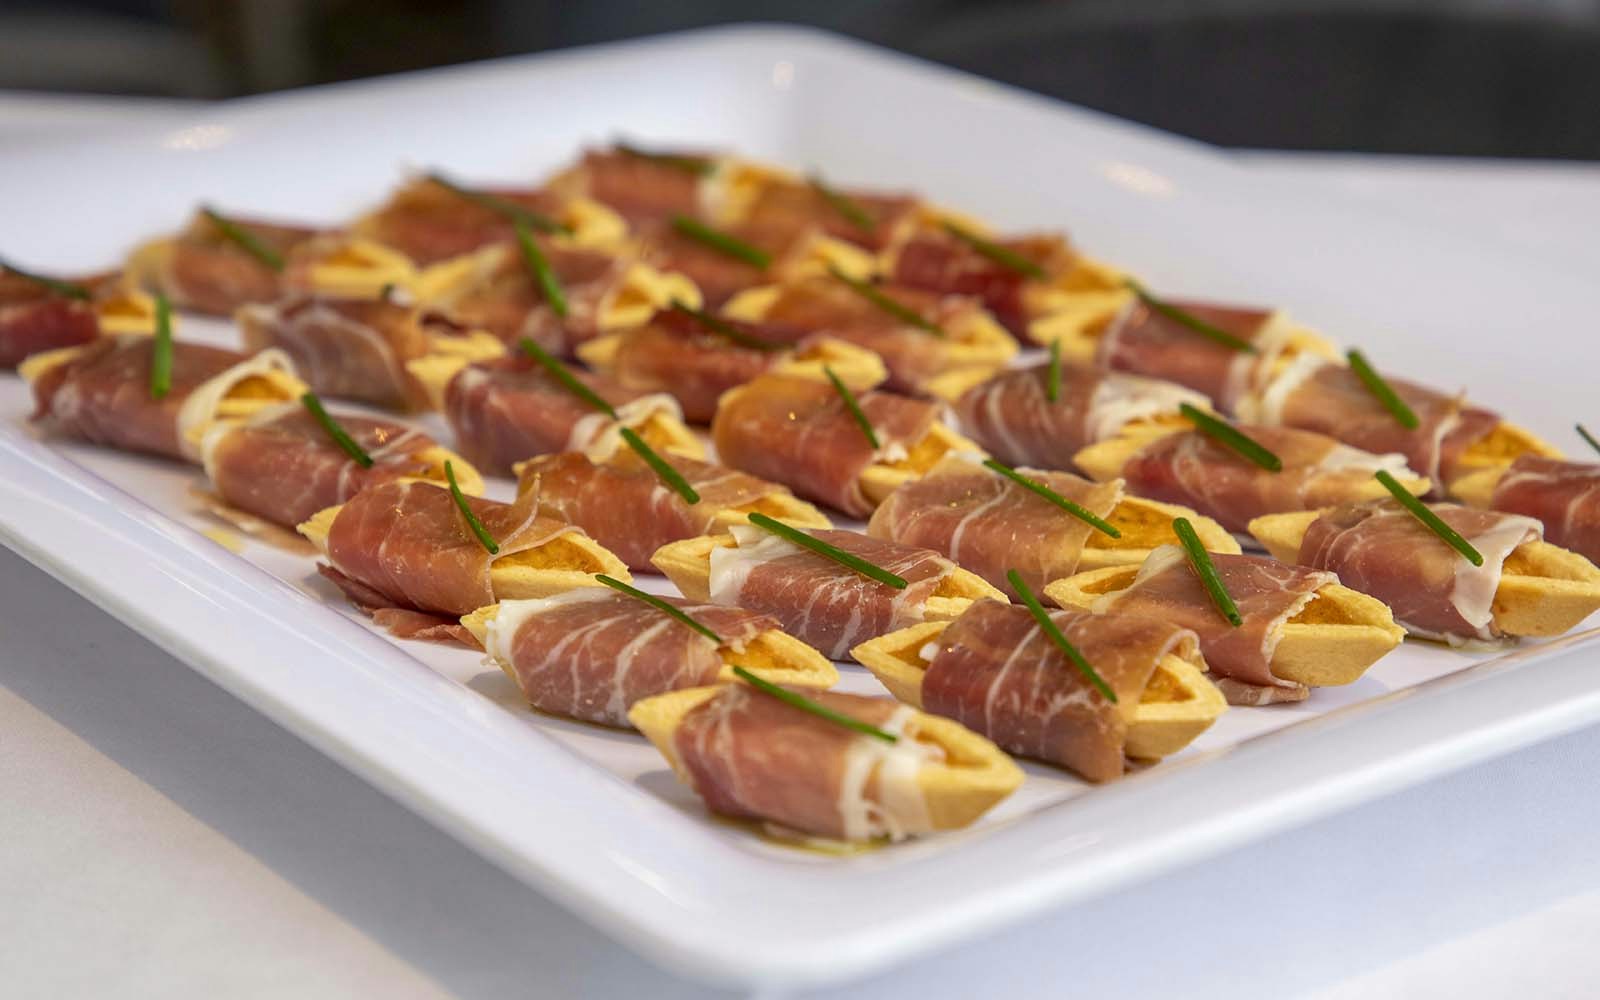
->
[1, 26, 1597, 990]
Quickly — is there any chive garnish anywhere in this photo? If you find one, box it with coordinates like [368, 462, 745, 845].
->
[1346, 349, 1419, 430]
[518, 337, 617, 418]
[0, 257, 91, 301]
[732, 665, 898, 743]
[446, 460, 498, 554]
[148, 293, 173, 400]
[201, 206, 285, 272]
[827, 265, 944, 336]
[1577, 423, 1600, 457]
[619, 427, 700, 505]
[942, 222, 1047, 280]
[300, 392, 374, 467]
[670, 215, 772, 269]
[807, 172, 875, 233]
[425, 171, 566, 234]
[515, 219, 567, 318]
[746, 512, 908, 590]
[615, 143, 714, 177]
[1125, 280, 1256, 354]
[1007, 570, 1117, 703]
[983, 459, 1121, 538]
[1375, 469, 1483, 566]
[1180, 403, 1282, 472]
[669, 300, 780, 351]
[1174, 517, 1242, 627]
[1046, 339, 1062, 402]
[825, 365, 879, 449]
[596, 574, 721, 644]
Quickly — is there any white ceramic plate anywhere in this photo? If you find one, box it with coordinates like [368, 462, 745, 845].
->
[2, 26, 1597, 992]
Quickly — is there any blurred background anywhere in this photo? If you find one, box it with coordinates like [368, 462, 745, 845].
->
[1, 0, 1596, 158]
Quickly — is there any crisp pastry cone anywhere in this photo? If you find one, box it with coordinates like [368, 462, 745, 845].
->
[1044, 566, 1404, 689]
[1248, 511, 1600, 638]
[649, 533, 1008, 623]
[94, 284, 165, 336]
[628, 684, 1025, 834]
[575, 328, 889, 400]
[1072, 494, 1240, 572]
[297, 238, 417, 299]
[298, 502, 631, 600]
[1445, 424, 1562, 487]
[851, 620, 1225, 762]
[864, 422, 986, 507]
[461, 602, 839, 692]
[1448, 466, 1505, 509]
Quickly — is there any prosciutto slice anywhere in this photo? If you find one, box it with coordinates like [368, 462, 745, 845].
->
[148, 211, 317, 316]
[606, 309, 809, 422]
[1490, 455, 1600, 565]
[518, 451, 786, 569]
[202, 402, 441, 529]
[319, 479, 574, 640]
[711, 374, 938, 518]
[1245, 356, 1501, 488]
[953, 362, 1205, 470]
[556, 147, 715, 225]
[867, 453, 1123, 597]
[29, 335, 296, 461]
[436, 238, 637, 355]
[1096, 297, 1281, 412]
[360, 177, 572, 266]
[922, 600, 1196, 781]
[741, 179, 917, 250]
[1298, 499, 1541, 643]
[637, 219, 804, 308]
[1093, 547, 1334, 701]
[0, 270, 101, 367]
[672, 684, 945, 841]
[1121, 425, 1414, 533]
[709, 524, 957, 659]
[443, 356, 682, 475]
[484, 589, 777, 727]
[890, 229, 1078, 334]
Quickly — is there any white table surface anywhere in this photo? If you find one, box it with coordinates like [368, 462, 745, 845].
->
[5, 94, 1600, 1000]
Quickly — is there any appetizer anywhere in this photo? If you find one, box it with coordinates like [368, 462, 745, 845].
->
[630, 681, 1022, 844]
[126, 207, 319, 315]
[711, 373, 980, 517]
[1250, 499, 1600, 645]
[852, 599, 1225, 780]
[299, 480, 627, 642]
[1075, 420, 1431, 533]
[238, 294, 502, 411]
[1, 265, 161, 367]
[515, 450, 829, 570]
[200, 398, 480, 531]
[575, 304, 886, 423]
[635, 216, 874, 309]
[652, 520, 1005, 660]
[1236, 354, 1557, 490]
[24, 336, 303, 461]
[461, 586, 836, 727]
[1453, 454, 1600, 566]
[948, 360, 1206, 471]
[543, 144, 731, 226]
[735, 170, 920, 251]
[1046, 547, 1403, 705]
[719, 275, 1018, 397]
[866, 452, 1238, 597]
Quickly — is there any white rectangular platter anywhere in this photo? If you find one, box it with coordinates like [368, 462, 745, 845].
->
[3, 26, 1599, 991]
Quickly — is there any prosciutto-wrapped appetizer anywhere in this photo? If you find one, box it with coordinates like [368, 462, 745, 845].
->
[515, 451, 829, 570]
[416, 354, 702, 477]
[852, 600, 1225, 780]
[1251, 500, 1600, 645]
[354, 174, 625, 267]
[867, 452, 1238, 597]
[126, 208, 319, 316]
[199, 400, 480, 531]
[543, 145, 730, 226]
[460, 589, 836, 727]
[1076, 422, 1431, 534]
[238, 295, 502, 411]
[575, 305, 886, 423]
[1237, 355, 1557, 491]
[298, 480, 627, 643]
[719, 276, 1017, 397]
[949, 361, 1205, 471]
[1047, 547, 1403, 705]
[652, 522, 1004, 660]
[24, 336, 303, 461]
[0, 265, 162, 367]
[711, 373, 980, 518]
[1453, 455, 1600, 566]
[735, 172, 920, 251]
[884, 224, 1125, 336]
[630, 682, 1022, 844]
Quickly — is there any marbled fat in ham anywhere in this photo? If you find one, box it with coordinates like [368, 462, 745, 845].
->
[1095, 298, 1278, 412]
[1490, 455, 1600, 565]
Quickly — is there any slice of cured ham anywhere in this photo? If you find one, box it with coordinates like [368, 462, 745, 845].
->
[740, 179, 917, 250]
[0, 270, 101, 367]
[889, 229, 1077, 334]
[1095, 297, 1281, 412]
[552, 147, 717, 225]
[135, 211, 318, 316]
[602, 309, 808, 422]
[1490, 455, 1600, 565]
[359, 177, 574, 266]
